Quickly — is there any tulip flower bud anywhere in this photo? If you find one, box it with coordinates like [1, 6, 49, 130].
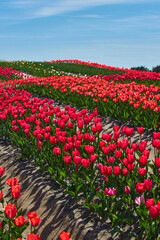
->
[124, 186, 130, 195]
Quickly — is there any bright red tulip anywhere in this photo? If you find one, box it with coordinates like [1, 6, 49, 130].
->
[146, 199, 155, 209]
[149, 205, 159, 219]
[59, 232, 72, 240]
[113, 166, 121, 176]
[138, 168, 146, 177]
[6, 178, 19, 187]
[30, 217, 41, 227]
[13, 216, 28, 228]
[122, 168, 128, 177]
[0, 167, 5, 176]
[5, 204, 17, 219]
[144, 179, 152, 191]
[136, 183, 145, 194]
[11, 185, 21, 200]
[27, 234, 41, 240]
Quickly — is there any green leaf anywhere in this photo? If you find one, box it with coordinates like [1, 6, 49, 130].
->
[48, 167, 54, 175]
[77, 184, 83, 193]
[56, 179, 68, 188]
[64, 190, 76, 198]
[86, 175, 91, 183]
[128, 231, 139, 238]
[96, 191, 104, 200]
[123, 217, 133, 226]
[57, 168, 66, 180]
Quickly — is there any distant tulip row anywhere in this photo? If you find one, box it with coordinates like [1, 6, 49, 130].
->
[2, 75, 159, 130]
[49, 59, 160, 83]
[0, 66, 23, 82]
[0, 86, 159, 238]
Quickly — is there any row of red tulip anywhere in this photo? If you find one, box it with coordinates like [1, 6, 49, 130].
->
[3, 76, 159, 112]
[2, 75, 159, 131]
[48, 59, 160, 82]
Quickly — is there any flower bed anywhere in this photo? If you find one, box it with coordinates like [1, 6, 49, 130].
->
[0, 66, 23, 82]
[2, 75, 160, 130]
[0, 85, 159, 239]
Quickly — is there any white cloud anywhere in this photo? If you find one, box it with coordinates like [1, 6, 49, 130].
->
[34, 0, 156, 18]
[5, 0, 160, 19]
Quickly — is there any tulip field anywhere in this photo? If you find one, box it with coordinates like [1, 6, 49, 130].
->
[0, 60, 160, 239]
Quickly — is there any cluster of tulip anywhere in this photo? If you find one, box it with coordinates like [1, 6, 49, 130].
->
[0, 166, 72, 240]
[0, 66, 23, 82]
[2, 74, 159, 130]
[0, 167, 41, 240]
[0, 86, 159, 238]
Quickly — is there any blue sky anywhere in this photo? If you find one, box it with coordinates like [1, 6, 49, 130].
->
[0, 0, 160, 69]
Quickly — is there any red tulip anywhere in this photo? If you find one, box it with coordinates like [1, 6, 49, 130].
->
[5, 204, 17, 219]
[53, 147, 61, 156]
[103, 166, 112, 176]
[109, 143, 116, 153]
[30, 217, 41, 227]
[115, 150, 121, 159]
[155, 158, 160, 168]
[138, 168, 146, 177]
[124, 186, 130, 195]
[90, 154, 97, 163]
[125, 128, 134, 137]
[139, 142, 146, 153]
[99, 141, 106, 149]
[105, 134, 112, 143]
[73, 156, 81, 165]
[68, 122, 73, 129]
[122, 168, 128, 177]
[107, 157, 115, 164]
[0, 192, 3, 201]
[102, 147, 110, 156]
[81, 159, 90, 168]
[28, 212, 37, 220]
[59, 232, 72, 240]
[131, 143, 138, 151]
[136, 183, 145, 194]
[11, 185, 21, 200]
[127, 154, 135, 164]
[96, 123, 102, 132]
[27, 234, 41, 240]
[146, 199, 155, 209]
[13, 216, 28, 228]
[153, 132, 160, 139]
[144, 179, 152, 191]
[113, 166, 121, 176]
[64, 156, 72, 166]
[78, 120, 84, 129]
[6, 178, 19, 187]
[139, 156, 148, 167]
[0, 167, 5, 176]
[108, 188, 116, 196]
[137, 127, 144, 135]
[149, 205, 159, 219]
